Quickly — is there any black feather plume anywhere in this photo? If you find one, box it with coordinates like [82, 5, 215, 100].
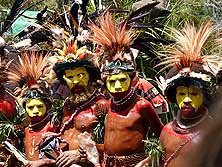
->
[127, 2, 159, 21]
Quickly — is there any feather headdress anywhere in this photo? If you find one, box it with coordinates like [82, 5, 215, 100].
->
[159, 22, 217, 76]
[88, 2, 170, 76]
[53, 39, 99, 82]
[88, 12, 136, 55]
[7, 50, 51, 98]
[157, 22, 217, 103]
[54, 40, 88, 62]
[88, 12, 137, 75]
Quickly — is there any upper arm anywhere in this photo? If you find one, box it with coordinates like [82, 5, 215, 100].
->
[140, 99, 164, 137]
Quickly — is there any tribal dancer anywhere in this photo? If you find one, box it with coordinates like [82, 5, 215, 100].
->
[89, 12, 164, 167]
[158, 22, 217, 167]
[7, 51, 57, 167]
[50, 40, 108, 167]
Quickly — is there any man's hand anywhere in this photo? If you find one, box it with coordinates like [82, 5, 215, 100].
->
[56, 150, 83, 167]
[26, 159, 56, 167]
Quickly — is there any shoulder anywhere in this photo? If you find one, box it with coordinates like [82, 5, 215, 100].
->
[93, 97, 110, 115]
[160, 122, 173, 140]
[135, 97, 154, 109]
[24, 127, 29, 134]
[162, 122, 173, 132]
[134, 97, 158, 117]
[138, 78, 154, 87]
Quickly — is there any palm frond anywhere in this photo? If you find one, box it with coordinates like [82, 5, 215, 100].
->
[127, 2, 159, 21]
[0, 0, 32, 35]
[144, 137, 163, 167]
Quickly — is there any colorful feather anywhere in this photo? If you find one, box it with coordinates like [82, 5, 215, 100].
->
[159, 22, 217, 73]
[54, 40, 88, 61]
[88, 12, 136, 58]
[7, 51, 50, 88]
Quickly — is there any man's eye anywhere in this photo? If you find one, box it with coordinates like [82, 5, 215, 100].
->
[28, 106, 34, 110]
[67, 76, 73, 79]
[191, 93, 198, 96]
[37, 105, 43, 108]
[78, 73, 84, 78]
[119, 78, 127, 82]
[109, 80, 115, 84]
[179, 92, 186, 96]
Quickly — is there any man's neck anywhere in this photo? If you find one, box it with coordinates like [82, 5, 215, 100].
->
[29, 114, 50, 131]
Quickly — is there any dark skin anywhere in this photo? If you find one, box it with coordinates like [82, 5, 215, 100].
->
[55, 100, 104, 167]
[160, 85, 213, 167]
[26, 159, 56, 167]
[104, 93, 163, 155]
[24, 116, 57, 167]
[37, 100, 104, 167]
[160, 116, 213, 167]
[54, 67, 108, 167]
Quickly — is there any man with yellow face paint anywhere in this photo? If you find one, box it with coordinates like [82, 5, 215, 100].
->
[7, 51, 58, 167]
[22, 89, 57, 164]
[50, 40, 108, 167]
[26, 99, 47, 120]
[176, 86, 204, 119]
[89, 12, 164, 167]
[106, 72, 131, 93]
[158, 22, 217, 167]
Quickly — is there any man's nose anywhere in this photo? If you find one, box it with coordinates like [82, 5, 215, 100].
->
[114, 80, 122, 90]
[183, 96, 192, 103]
[32, 107, 39, 114]
[73, 77, 80, 84]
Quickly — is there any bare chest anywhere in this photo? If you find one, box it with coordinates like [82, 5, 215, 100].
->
[63, 107, 98, 133]
[105, 107, 143, 131]
[160, 127, 204, 167]
[25, 131, 44, 160]
[74, 109, 97, 132]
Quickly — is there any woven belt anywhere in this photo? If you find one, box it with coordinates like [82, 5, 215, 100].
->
[104, 152, 147, 167]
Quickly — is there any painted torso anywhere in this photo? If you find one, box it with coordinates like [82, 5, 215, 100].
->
[104, 94, 163, 156]
[61, 96, 108, 151]
[160, 116, 213, 167]
[24, 122, 55, 161]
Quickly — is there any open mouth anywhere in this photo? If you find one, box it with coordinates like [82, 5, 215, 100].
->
[71, 85, 85, 94]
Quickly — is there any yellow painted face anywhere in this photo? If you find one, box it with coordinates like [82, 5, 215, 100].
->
[176, 86, 203, 111]
[63, 67, 89, 90]
[106, 72, 131, 93]
[26, 99, 47, 117]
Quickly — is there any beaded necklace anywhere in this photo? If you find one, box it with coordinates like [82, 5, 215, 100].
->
[59, 90, 103, 134]
[110, 88, 138, 112]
